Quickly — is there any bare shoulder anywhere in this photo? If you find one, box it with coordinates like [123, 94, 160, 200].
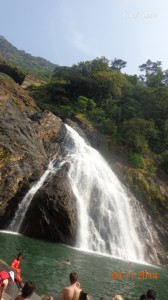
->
[63, 286, 71, 291]
[61, 286, 73, 300]
[63, 286, 72, 294]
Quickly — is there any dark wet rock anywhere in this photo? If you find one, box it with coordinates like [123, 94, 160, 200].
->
[20, 166, 77, 245]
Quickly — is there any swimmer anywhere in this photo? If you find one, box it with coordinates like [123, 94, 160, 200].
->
[64, 259, 71, 266]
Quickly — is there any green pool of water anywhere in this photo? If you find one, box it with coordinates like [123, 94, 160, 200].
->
[0, 231, 167, 300]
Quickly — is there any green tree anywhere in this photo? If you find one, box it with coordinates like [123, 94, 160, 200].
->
[160, 150, 168, 174]
[91, 71, 128, 102]
[139, 60, 164, 88]
[162, 69, 168, 86]
[71, 56, 109, 75]
[120, 118, 157, 154]
[76, 96, 88, 113]
[153, 88, 168, 120]
[87, 98, 96, 111]
[111, 58, 127, 72]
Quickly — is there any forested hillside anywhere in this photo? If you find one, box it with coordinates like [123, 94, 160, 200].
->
[30, 57, 168, 175]
[0, 35, 56, 80]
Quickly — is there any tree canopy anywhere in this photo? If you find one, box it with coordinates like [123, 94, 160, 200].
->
[29, 57, 168, 175]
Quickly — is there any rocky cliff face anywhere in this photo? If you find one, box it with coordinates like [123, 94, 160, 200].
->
[0, 79, 77, 244]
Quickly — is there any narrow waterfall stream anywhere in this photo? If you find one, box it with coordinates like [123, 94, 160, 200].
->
[8, 124, 159, 263]
[8, 162, 61, 232]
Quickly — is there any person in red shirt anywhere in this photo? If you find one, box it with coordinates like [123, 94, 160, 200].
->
[0, 270, 15, 300]
[11, 253, 23, 289]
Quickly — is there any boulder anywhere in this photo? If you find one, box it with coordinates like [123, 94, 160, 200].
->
[19, 163, 77, 245]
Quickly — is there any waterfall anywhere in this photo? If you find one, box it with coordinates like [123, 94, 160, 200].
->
[8, 124, 159, 263]
[63, 125, 158, 263]
[8, 161, 60, 232]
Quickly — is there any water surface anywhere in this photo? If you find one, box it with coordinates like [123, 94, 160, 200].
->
[0, 232, 167, 300]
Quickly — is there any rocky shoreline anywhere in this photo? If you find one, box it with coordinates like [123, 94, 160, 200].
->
[0, 259, 41, 300]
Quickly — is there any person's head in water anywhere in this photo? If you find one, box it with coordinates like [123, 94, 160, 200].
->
[112, 296, 123, 300]
[79, 291, 88, 300]
[140, 294, 146, 300]
[46, 296, 53, 300]
[21, 281, 35, 298]
[146, 290, 156, 300]
[17, 252, 23, 260]
[69, 272, 78, 284]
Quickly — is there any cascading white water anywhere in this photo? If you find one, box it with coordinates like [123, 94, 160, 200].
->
[8, 161, 61, 232]
[63, 125, 153, 262]
[8, 124, 159, 263]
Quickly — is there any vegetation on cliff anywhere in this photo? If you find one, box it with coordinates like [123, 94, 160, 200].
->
[29, 59, 168, 167]
[28, 57, 168, 218]
[0, 35, 55, 80]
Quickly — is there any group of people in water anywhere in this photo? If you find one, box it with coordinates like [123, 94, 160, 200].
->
[0, 253, 157, 300]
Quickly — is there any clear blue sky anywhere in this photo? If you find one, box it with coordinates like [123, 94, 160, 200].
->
[0, 0, 168, 74]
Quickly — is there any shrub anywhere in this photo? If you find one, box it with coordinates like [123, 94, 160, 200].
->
[160, 150, 168, 174]
[129, 153, 145, 169]
[76, 96, 88, 113]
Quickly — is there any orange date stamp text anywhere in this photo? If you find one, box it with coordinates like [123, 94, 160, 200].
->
[111, 271, 158, 280]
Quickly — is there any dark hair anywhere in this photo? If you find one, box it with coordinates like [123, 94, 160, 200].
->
[140, 294, 146, 300]
[146, 289, 156, 300]
[69, 272, 78, 284]
[79, 291, 88, 300]
[17, 252, 23, 259]
[22, 281, 35, 298]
